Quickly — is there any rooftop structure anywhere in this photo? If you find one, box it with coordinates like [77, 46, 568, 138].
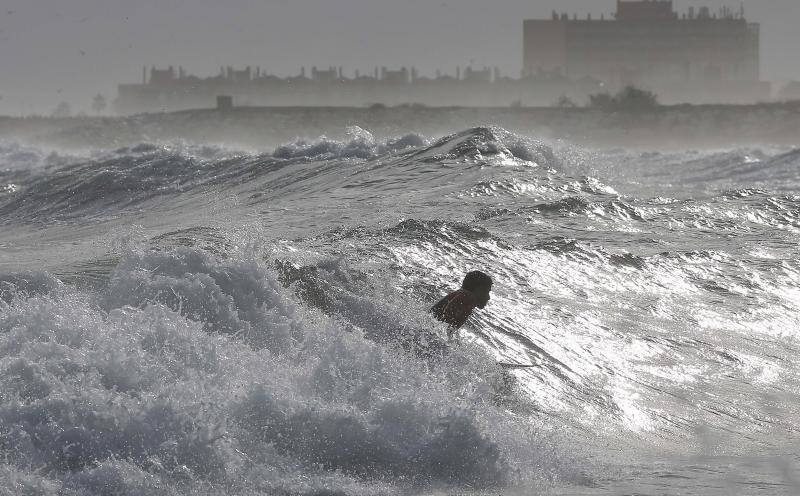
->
[115, 64, 606, 114]
[615, 0, 676, 21]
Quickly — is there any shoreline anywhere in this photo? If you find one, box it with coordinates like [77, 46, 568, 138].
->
[2, 102, 799, 150]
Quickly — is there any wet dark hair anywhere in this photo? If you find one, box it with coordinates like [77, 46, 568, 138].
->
[462, 271, 492, 291]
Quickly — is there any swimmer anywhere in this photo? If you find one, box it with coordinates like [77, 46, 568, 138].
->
[430, 270, 492, 340]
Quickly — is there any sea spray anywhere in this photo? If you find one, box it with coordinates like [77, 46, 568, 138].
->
[0, 242, 560, 494]
[2, 126, 800, 494]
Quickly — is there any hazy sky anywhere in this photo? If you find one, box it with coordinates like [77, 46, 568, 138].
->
[1, 0, 798, 115]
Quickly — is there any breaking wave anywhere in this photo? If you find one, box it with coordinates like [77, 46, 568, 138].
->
[2, 125, 800, 494]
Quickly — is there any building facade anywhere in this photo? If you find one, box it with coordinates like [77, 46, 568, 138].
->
[114, 65, 603, 114]
[524, 1, 765, 102]
[114, 1, 773, 114]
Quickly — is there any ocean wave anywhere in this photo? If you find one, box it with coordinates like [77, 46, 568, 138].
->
[103, 246, 303, 352]
[0, 141, 82, 174]
[587, 146, 800, 193]
[0, 143, 267, 223]
[0, 152, 205, 223]
[0, 271, 62, 304]
[408, 126, 558, 167]
[273, 126, 428, 160]
[0, 245, 558, 494]
[0, 128, 568, 226]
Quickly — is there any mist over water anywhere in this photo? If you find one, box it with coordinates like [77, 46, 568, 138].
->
[2, 124, 800, 495]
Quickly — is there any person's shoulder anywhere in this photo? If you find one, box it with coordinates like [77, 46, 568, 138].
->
[449, 289, 477, 306]
[431, 291, 455, 313]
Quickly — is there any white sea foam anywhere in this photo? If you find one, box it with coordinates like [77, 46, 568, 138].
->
[273, 126, 428, 160]
[3, 126, 800, 494]
[0, 244, 560, 495]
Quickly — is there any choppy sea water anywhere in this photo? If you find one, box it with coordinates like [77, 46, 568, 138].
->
[1, 125, 800, 495]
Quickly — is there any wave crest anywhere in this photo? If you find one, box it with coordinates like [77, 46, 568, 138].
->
[410, 126, 558, 168]
[0, 246, 555, 493]
[273, 126, 428, 160]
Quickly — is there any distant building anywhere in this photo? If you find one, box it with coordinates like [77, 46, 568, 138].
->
[114, 64, 604, 114]
[216, 95, 233, 110]
[113, 2, 775, 114]
[380, 67, 410, 85]
[778, 81, 800, 102]
[524, 0, 767, 102]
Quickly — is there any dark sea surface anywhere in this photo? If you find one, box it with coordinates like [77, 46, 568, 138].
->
[1, 125, 800, 495]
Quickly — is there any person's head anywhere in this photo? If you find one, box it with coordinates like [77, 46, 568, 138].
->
[462, 270, 492, 308]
